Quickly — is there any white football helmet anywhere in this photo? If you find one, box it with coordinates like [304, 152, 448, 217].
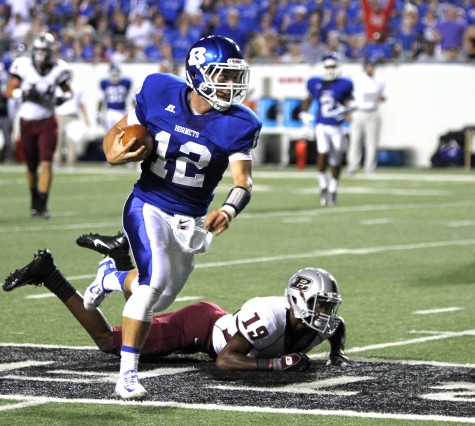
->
[322, 52, 342, 81]
[32, 32, 55, 66]
[109, 62, 122, 84]
[286, 267, 342, 334]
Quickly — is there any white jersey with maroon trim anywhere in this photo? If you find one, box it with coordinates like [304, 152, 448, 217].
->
[212, 296, 330, 358]
[9, 56, 71, 120]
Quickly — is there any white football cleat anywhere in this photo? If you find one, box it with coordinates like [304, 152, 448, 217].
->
[115, 370, 148, 400]
[83, 257, 115, 310]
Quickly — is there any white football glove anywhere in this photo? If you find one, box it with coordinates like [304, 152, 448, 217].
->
[298, 111, 314, 127]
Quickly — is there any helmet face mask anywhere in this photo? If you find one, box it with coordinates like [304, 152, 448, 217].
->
[186, 36, 250, 112]
[32, 33, 55, 66]
[286, 268, 342, 334]
[322, 52, 342, 81]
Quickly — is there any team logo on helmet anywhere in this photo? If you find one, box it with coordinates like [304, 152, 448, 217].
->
[289, 275, 312, 292]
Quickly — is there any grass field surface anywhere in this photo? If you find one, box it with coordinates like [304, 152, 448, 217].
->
[0, 163, 474, 425]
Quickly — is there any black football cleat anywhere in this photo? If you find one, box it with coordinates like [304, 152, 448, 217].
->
[3, 249, 55, 292]
[76, 231, 129, 256]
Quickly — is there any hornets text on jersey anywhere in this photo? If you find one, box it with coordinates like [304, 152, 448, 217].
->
[133, 73, 262, 217]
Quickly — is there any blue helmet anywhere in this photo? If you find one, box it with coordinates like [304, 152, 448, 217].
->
[109, 62, 122, 83]
[185, 35, 250, 111]
[321, 51, 342, 81]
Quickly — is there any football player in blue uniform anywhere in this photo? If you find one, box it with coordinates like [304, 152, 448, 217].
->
[97, 62, 133, 131]
[300, 52, 353, 207]
[88, 35, 261, 400]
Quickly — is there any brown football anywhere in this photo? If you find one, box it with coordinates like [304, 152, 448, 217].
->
[118, 124, 154, 154]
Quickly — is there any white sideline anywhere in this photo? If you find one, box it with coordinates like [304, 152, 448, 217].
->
[0, 395, 473, 423]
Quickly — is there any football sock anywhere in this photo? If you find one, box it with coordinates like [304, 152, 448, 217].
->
[30, 187, 39, 210]
[44, 269, 77, 303]
[318, 172, 327, 190]
[38, 192, 49, 212]
[110, 247, 135, 271]
[329, 178, 338, 193]
[120, 345, 140, 374]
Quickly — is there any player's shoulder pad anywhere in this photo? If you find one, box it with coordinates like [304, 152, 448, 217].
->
[340, 77, 354, 90]
[227, 103, 262, 131]
[140, 72, 186, 96]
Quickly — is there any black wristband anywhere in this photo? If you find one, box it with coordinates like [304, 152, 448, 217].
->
[256, 358, 273, 371]
[222, 186, 251, 217]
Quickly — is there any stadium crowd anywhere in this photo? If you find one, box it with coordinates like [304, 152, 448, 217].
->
[1, 0, 475, 67]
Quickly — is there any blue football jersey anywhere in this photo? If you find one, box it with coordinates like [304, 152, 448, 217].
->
[307, 77, 353, 125]
[133, 73, 262, 217]
[100, 77, 133, 111]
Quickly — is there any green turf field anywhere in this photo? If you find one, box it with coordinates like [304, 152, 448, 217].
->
[0, 163, 474, 425]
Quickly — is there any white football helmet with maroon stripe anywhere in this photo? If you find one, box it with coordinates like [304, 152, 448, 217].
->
[286, 267, 342, 334]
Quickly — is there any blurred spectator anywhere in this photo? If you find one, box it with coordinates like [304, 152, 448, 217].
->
[281, 5, 309, 42]
[435, 4, 468, 58]
[345, 32, 366, 59]
[80, 32, 96, 62]
[5, 0, 35, 22]
[361, 0, 397, 41]
[236, 0, 260, 34]
[280, 42, 306, 63]
[464, 25, 475, 59]
[187, 10, 206, 40]
[300, 30, 328, 63]
[0, 60, 13, 162]
[326, 30, 347, 58]
[421, 8, 439, 42]
[144, 31, 173, 63]
[156, 0, 186, 27]
[109, 39, 133, 63]
[397, 9, 420, 60]
[214, 8, 250, 52]
[5, 14, 32, 44]
[364, 32, 399, 61]
[416, 33, 444, 63]
[125, 11, 154, 49]
[110, 10, 128, 41]
[169, 18, 195, 62]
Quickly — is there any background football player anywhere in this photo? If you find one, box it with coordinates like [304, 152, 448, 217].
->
[96, 62, 133, 132]
[300, 52, 354, 207]
[91, 35, 261, 400]
[5, 32, 72, 218]
[2, 246, 353, 387]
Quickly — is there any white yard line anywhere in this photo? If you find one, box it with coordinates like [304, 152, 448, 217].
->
[413, 307, 464, 315]
[0, 399, 49, 412]
[21, 238, 475, 290]
[0, 394, 473, 423]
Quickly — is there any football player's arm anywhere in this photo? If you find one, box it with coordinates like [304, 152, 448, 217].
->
[102, 114, 149, 165]
[298, 93, 314, 126]
[55, 81, 73, 106]
[216, 333, 311, 372]
[4, 75, 21, 99]
[300, 93, 313, 113]
[215, 333, 257, 371]
[328, 317, 355, 367]
[205, 158, 252, 236]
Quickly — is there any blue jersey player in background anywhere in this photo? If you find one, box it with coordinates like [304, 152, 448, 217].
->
[86, 35, 261, 400]
[300, 52, 353, 207]
[97, 62, 133, 131]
